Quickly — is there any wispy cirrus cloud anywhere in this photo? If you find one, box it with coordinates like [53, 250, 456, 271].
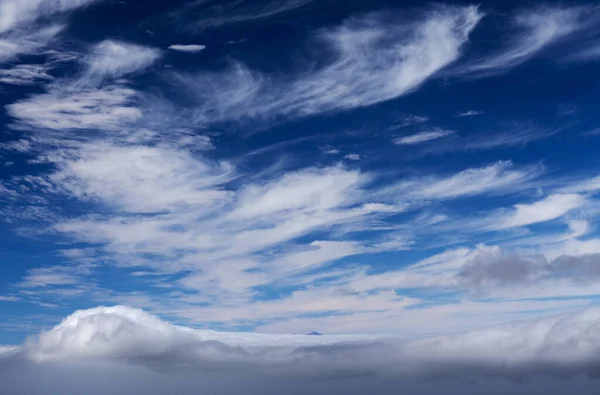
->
[455, 110, 482, 117]
[393, 129, 454, 145]
[0, 63, 54, 85]
[180, 0, 318, 30]
[7, 86, 142, 131]
[0, 0, 103, 63]
[82, 40, 162, 83]
[491, 193, 586, 230]
[453, 6, 594, 76]
[171, 5, 482, 123]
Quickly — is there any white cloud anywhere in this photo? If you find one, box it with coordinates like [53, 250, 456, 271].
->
[455, 110, 482, 117]
[0, 0, 100, 34]
[50, 143, 233, 213]
[393, 129, 454, 145]
[0, 24, 64, 63]
[0, 296, 20, 302]
[0, 63, 53, 85]
[11, 304, 600, 384]
[456, 6, 588, 76]
[168, 44, 206, 53]
[173, 6, 482, 122]
[82, 40, 162, 82]
[344, 153, 361, 160]
[387, 161, 539, 200]
[184, 0, 318, 30]
[494, 194, 585, 230]
[389, 115, 429, 130]
[0, 0, 103, 63]
[7, 86, 141, 131]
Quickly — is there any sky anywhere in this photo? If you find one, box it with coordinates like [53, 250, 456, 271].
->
[2, 0, 600, 393]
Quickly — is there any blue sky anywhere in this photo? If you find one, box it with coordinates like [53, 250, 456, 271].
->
[2, 0, 600, 345]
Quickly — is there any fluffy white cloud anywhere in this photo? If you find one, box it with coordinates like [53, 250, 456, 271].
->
[8, 304, 600, 386]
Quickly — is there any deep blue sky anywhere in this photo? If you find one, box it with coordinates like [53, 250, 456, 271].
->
[2, 0, 600, 345]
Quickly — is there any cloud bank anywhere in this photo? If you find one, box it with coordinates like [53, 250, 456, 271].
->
[2, 305, 600, 394]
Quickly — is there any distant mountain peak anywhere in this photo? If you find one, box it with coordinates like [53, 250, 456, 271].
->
[307, 331, 323, 336]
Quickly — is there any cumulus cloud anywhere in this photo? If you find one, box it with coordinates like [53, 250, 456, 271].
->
[0, 305, 599, 395]
[393, 129, 454, 145]
[168, 44, 206, 52]
[172, 5, 482, 122]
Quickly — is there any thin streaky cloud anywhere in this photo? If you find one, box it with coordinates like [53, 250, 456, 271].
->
[455, 110, 482, 117]
[453, 6, 592, 76]
[168, 44, 206, 52]
[393, 129, 454, 145]
[171, 5, 482, 123]
[183, 0, 319, 30]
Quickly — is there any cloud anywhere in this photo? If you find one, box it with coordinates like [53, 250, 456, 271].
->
[387, 161, 539, 200]
[172, 5, 482, 123]
[0, 0, 100, 34]
[344, 154, 361, 160]
[182, 0, 318, 30]
[49, 143, 233, 213]
[82, 40, 162, 82]
[0, 24, 63, 63]
[455, 6, 589, 76]
[0, 63, 54, 85]
[0, 0, 103, 63]
[0, 304, 598, 395]
[0, 296, 20, 302]
[168, 44, 206, 53]
[7, 86, 141, 131]
[389, 115, 430, 130]
[493, 193, 585, 230]
[455, 110, 482, 117]
[393, 129, 454, 145]
[459, 248, 600, 288]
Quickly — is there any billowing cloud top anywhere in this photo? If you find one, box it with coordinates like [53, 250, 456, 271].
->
[1, 305, 600, 393]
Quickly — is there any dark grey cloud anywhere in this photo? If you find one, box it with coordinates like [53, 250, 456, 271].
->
[459, 252, 600, 287]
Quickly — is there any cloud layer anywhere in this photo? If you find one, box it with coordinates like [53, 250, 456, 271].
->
[2, 305, 600, 394]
